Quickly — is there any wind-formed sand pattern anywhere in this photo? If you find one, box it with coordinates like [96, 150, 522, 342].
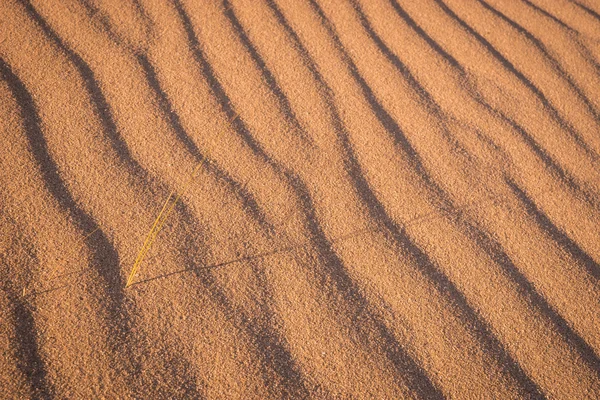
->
[1, 0, 600, 398]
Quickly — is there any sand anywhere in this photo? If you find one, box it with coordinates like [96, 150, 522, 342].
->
[1, 0, 599, 398]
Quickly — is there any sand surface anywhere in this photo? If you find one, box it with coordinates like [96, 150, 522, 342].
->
[1, 0, 600, 398]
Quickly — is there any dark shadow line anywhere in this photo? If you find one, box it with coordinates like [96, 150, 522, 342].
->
[431, 0, 598, 160]
[191, 262, 309, 398]
[129, 247, 295, 287]
[52, 197, 497, 289]
[12, 297, 52, 399]
[0, 55, 141, 392]
[18, 0, 153, 183]
[305, 0, 458, 208]
[260, 19, 442, 393]
[388, 0, 597, 205]
[67, 15, 289, 393]
[161, 3, 313, 394]
[348, 0, 441, 115]
[136, 52, 275, 234]
[304, 1, 549, 395]
[320, 2, 598, 381]
[475, 0, 600, 121]
[73, 14, 279, 379]
[142, 178, 437, 398]
[571, 0, 600, 23]
[267, 1, 460, 394]
[0, 57, 109, 279]
[388, 0, 464, 72]
[334, 115, 545, 399]
[348, 0, 472, 156]
[287, 171, 445, 399]
[78, 0, 118, 37]
[75, 0, 277, 241]
[505, 178, 600, 281]
[522, 0, 575, 31]
[171, 0, 278, 167]
[221, 0, 314, 146]
[4, 282, 53, 399]
[32, 201, 298, 299]
[156, 352, 207, 399]
[275, 0, 541, 396]
[457, 189, 600, 377]
[173, 0, 443, 395]
[77, 0, 155, 54]
[131, 0, 155, 30]
[503, 181, 600, 372]
[39, 184, 555, 294]
[172, 208, 311, 398]
[137, 178, 309, 397]
[499, 112, 586, 194]
[245, 258, 311, 398]
[77, 0, 134, 51]
[265, 0, 330, 93]
[342, 106, 591, 391]
[385, 0, 597, 196]
[148, 202, 222, 398]
[305, 0, 454, 215]
[136, 53, 202, 160]
[40, 203, 298, 291]
[521, 0, 600, 73]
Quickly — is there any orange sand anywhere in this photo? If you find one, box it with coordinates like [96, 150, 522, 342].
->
[1, 0, 600, 398]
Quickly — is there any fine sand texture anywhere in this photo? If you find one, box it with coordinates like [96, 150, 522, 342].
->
[2, 0, 600, 398]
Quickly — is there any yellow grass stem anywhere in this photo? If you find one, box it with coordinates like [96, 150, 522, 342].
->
[126, 162, 203, 288]
[125, 190, 175, 288]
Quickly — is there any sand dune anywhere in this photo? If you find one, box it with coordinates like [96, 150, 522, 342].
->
[1, 0, 599, 398]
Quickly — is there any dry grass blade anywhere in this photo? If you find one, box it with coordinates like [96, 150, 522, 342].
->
[125, 162, 203, 288]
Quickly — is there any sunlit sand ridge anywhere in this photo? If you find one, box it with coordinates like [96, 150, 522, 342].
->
[1, 0, 599, 398]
